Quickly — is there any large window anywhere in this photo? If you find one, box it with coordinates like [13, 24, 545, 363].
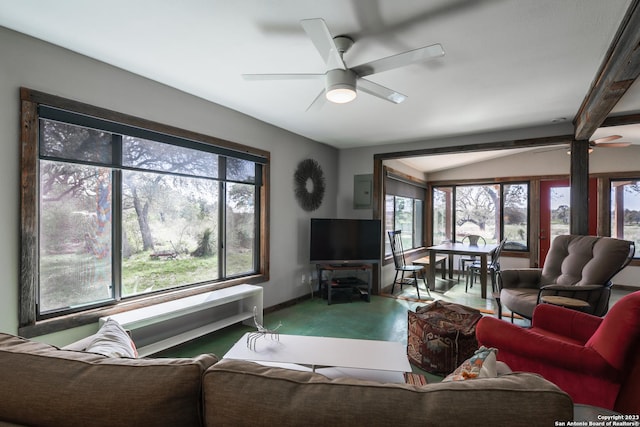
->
[20, 89, 269, 333]
[611, 178, 640, 257]
[432, 182, 529, 250]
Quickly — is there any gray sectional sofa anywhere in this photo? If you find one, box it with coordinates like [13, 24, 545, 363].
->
[0, 332, 573, 426]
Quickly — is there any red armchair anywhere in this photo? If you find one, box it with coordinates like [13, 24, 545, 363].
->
[476, 291, 640, 414]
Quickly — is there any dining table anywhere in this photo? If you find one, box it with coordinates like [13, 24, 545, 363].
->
[425, 242, 498, 298]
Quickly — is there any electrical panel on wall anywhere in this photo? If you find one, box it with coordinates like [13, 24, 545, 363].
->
[353, 174, 373, 209]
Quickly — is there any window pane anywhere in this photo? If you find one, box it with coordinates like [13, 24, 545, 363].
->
[40, 119, 113, 164]
[226, 183, 255, 275]
[414, 199, 423, 247]
[121, 170, 219, 296]
[550, 186, 570, 241]
[395, 196, 414, 249]
[39, 161, 113, 313]
[123, 136, 218, 178]
[503, 183, 529, 250]
[611, 179, 640, 257]
[384, 195, 394, 255]
[227, 158, 256, 183]
[433, 187, 452, 243]
[455, 184, 499, 243]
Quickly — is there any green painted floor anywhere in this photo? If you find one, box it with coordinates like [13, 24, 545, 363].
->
[157, 294, 419, 360]
[157, 276, 631, 381]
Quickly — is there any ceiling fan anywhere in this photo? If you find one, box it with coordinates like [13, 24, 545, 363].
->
[588, 134, 631, 149]
[242, 18, 445, 110]
[563, 135, 632, 154]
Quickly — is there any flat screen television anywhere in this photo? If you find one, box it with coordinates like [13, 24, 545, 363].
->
[309, 218, 381, 265]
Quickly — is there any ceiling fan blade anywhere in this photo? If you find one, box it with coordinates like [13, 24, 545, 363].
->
[593, 142, 632, 148]
[242, 73, 323, 81]
[306, 88, 327, 112]
[591, 134, 622, 144]
[300, 18, 346, 70]
[351, 43, 445, 77]
[358, 78, 407, 104]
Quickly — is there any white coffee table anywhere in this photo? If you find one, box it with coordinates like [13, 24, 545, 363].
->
[223, 333, 412, 383]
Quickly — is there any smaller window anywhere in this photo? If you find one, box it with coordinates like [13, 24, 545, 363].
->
[432, 187, 453, 243]
[610, 179, 640, 258]
[396, 196, 413, 247]
[384, 168, 426, 256]
[384, 195, 424, 256]
[502, 183, 529, 251]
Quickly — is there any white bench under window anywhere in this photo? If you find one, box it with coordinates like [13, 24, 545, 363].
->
[100, 284, 263, 357]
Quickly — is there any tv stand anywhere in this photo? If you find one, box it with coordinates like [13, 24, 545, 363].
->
[316, 264, 372, 305]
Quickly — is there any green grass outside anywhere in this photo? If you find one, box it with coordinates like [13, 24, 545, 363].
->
[40, 250, 253, 312]
[121, 252, 218, 295]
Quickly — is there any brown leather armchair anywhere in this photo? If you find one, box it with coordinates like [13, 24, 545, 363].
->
[499, 235, 634, 319]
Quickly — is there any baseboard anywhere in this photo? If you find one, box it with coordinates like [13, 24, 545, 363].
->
[264, 293, 313, 315]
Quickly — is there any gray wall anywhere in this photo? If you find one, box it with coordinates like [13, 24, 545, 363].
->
[0, 27, 338, 344]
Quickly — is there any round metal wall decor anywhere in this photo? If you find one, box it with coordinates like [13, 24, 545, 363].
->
[294, 158, 325, 211]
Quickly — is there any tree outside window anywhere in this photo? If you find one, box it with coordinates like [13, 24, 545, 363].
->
[455, 184, 499, 243]
[432, 182, 529, 251]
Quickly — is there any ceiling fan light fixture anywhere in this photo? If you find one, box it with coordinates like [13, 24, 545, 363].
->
[326, 86, 357, 103]
[325, 69, 357, 103]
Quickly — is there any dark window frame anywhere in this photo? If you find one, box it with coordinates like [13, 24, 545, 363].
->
[19, 88, 270, 337]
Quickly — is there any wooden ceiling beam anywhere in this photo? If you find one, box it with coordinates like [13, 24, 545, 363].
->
[573, 0, 640, 141]
[600, 112, 640, 127]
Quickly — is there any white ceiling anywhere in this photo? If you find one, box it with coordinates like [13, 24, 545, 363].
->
[1, 0, 639, 158]
[397, 147, 541, 173]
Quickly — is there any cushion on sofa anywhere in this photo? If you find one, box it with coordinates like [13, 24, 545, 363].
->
[0, 333, 217, 427]
[442, 346, 498, 382]
[84, 318, 138, 358]
[203, 359, 573, 427]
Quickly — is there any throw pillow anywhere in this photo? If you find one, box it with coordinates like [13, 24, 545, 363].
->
[442, 346, 497, 382]
[84, 318, 138, 358]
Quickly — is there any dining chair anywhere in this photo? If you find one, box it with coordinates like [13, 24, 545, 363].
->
[466, 238, 507, 293]
[457, 234, 486, 283]
[388, 230, 430, 299]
